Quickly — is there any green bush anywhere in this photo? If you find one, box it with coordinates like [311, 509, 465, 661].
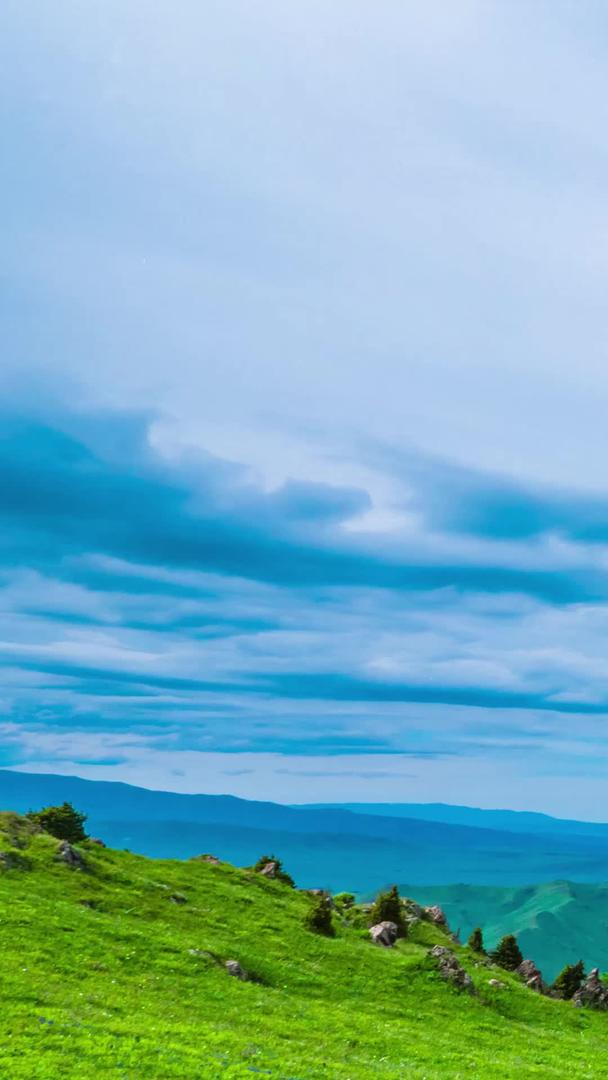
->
[553, 960, 585, 1000]
[305, 895, 335, 937]
[28, 802, 87, 843]
[491, 934, 523, 971]
[467, 927, 485, 953]
[334, 892, 355, 910]
[368, 885, 406, 937]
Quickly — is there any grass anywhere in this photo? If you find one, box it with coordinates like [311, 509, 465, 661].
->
[2, 812, 608, 1079]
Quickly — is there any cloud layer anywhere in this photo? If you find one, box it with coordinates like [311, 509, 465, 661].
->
[3, 403, 608, 811]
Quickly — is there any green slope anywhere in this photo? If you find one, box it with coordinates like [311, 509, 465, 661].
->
[2, 812, 608, 1079]
[401, 881, 608, 983]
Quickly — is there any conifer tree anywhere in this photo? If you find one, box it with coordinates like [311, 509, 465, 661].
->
[491, 934, 523, 971]
[28, 802, 87, 843]
[553, 960, 585, 1000]
[467, 926, 485, 953]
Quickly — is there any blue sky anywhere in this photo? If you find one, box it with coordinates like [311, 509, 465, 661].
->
[3, 2, 608, 814]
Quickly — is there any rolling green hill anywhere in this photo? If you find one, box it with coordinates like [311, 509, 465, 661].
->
[401, 880, 608, 983]
[3, 811, 608, 1078]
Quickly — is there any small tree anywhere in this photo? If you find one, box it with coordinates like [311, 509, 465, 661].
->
[491, 934, 523, 971]
[305, 895, 335, 937]
[369, 885, 406, 937]
[467, 927, 485, 953]
[29, 802, 87, 843]
[553, 960, 585, 1000]
[253, 854, 295, 887]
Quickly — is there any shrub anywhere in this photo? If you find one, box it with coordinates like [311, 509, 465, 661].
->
[252, 854, 295, 887]
[491, 934, 523, 971]
[467, 927, 485, 953]
[368, 885, 406, 937]
[305, 895, 335, 937]
[29, 802, 87, 843]
[553, 960, 585, 1000]
[334, 892, 356, 911]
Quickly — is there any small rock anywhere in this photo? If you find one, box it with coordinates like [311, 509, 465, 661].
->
[168, 892, 187, 904]
[258, 860, 278, 878]
[573, 968, 608, 1009]
[193, 854, 220, 865]
[488, 978, 506, 988]
[225, 960, 249, 981]
[89, 838, 106, 847]
[516, 959, 546, 994]
[369, 921, 399, 947]
[56, 841, 84, 869]
[424, 905, 448, 927]
[430, 945, 475, 993]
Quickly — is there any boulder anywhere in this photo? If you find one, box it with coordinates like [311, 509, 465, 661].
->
[258, 860, 278, 878]
[516, 959, 546, 994]
[424, 905, 448, 928]
[56, 841, 84, 869]
[573, 969, 608, 1009]
[430, 945, 475, 993]
[369, 921, 399, 947]
[225, 960, 249, 981]
[0, 851, 19, 869]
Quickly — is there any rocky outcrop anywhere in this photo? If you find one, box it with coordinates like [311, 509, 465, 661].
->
[424, 905, 448, 928]
[56, 841, 84, 869]
[302, 888, 333, 905]
[573, 969, 608, 1009]
[258, 860, 279, 879]
[516, 959, 546, 994]
[225, 960, 249, 981]
[430, 946, 475, 993]
[369, 921, 399, 947]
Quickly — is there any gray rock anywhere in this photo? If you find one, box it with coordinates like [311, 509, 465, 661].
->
[89, 838, 106, 847]
[424, 905, 448, 928]
[168, 892, 187, 904]
[56, 841, 84, 869]
[516, 959, 546, 994]
[573, 968, 608, 1009]
[403, 900, 424, 919]
[225, 960, 249, 981]
[430, 945, 475, 993]
[0, 851, 19, 869]
[369, 921, 399, 947]
[258, 860, 278, 878]
[488, 978, 506, 988]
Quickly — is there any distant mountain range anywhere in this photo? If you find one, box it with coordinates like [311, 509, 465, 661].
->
[3, 769, 608, 894]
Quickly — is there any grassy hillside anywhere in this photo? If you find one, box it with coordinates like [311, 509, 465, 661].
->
[3, 813, 608, 1078]
[401, 881, 608, 983]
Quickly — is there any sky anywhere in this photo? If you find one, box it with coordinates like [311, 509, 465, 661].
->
[3, 1, 608, 816]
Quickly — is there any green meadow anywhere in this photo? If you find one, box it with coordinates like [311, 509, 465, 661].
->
[2, 811, 608, 1079]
